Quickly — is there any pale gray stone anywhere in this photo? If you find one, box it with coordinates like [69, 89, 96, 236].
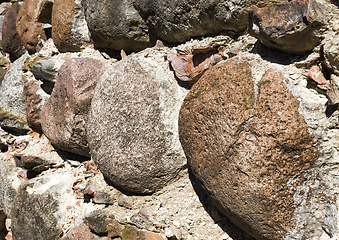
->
[31, 60, 58, 83]
[87, 48, 188, 194]
[0, 52, 30, 133]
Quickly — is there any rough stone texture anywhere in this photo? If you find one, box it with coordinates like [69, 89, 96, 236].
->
[16, 0, 48, 54]
[88, 49, 188, 194]
[248, 0, 324, 55]
[11, 172, 75, 240]
[133, 0, 287, 44]
[2, 2, 26, 59]
[0, 2, 11, 45]
[61, 223, 96, 240]
[22, 68, 51, 134]
[178, 58, 319, 240]
[82, 0, 152, 53]
[41, 58, 104, 156]
[51, 0, 91, 52]
[84, 210, 108, 235]
[107, 218, 165, 240]
[0, 67, 7, 87]
[0, 158, 25, 217]
[12, 135, 64, 171]
[31, 59, 58, 82]
[0, 53, 30, 133]
[23, 80, 44, 133]
[324, 34, 339, 75]
[0, 210, 6, 240]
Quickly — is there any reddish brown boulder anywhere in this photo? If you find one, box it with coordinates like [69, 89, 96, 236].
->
[2, 2, 26, 58]
[51, 0, 90, 52]
[23, 80, 43, 133]
[16, 0, 49, 54]
[248, 0, 323, 54]
[40, 58, 104, 156]
[178, 58, 319, 239]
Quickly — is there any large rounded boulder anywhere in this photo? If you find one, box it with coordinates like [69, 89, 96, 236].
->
[178, 57, 335, 239]
[87, 49, 188, 194]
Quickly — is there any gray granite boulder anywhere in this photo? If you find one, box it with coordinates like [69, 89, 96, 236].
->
[87, 48, 188, 194]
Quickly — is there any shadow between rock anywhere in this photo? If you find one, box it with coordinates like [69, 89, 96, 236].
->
[250, 41, 310, 65]
[188, 170, 255, 240]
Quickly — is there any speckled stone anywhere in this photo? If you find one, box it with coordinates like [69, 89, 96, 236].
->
[179, 57, 319, 240]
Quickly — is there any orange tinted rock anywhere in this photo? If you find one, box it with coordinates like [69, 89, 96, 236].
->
[179, 58, 319, 239]
[16, 0, 49, 54]
[51, 0, 90, 52]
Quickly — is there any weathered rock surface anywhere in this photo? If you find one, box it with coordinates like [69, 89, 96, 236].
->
[13, 135, 64, 172]
[41, 58, 104, 156]
[0, 158, 25, 217]
[23, 79, 46, 133]
[88, 49, 188, 194]
[16, 0, 48, 54]
[248, 0, 324, 54]
[51, 0, 91, 52]
[179, 58, 323, 239]
[0, 53, 30, 133]
[82, 0, 152, 52]
[0, 2, 11, 45]
[133, 0, 286, 44]
[2, 2, 25, 59]
[61, 223, 97, 240]
[324, 34, 339, 75]
[11, 172, 75, 240]
[31, 59, 58, 82]
[107, 218, 165, 240]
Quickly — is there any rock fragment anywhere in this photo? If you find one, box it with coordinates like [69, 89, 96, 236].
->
[248, 0, 323, 54]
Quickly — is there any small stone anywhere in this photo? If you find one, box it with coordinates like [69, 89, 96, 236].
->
[118, 197, 133, 209]
[61, 223, 96, 240]
[93, 191, 115, 205]
[84, 210, 108, 235]
[31, 59, 58, 83]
